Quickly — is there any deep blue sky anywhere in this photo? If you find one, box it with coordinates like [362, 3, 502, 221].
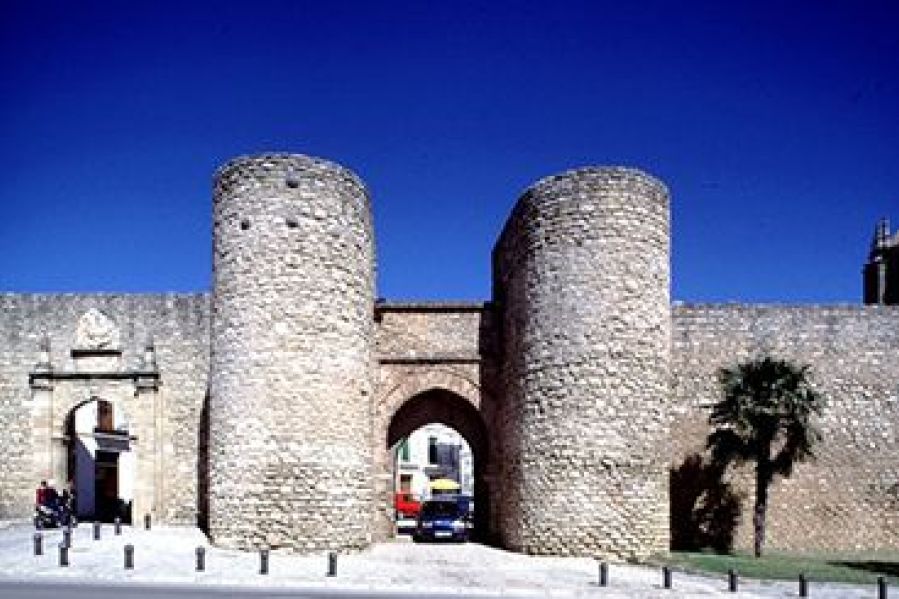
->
[2, 1, 897, 302]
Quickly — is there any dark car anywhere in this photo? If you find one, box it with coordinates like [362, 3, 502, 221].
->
[412, 499, 469, 542]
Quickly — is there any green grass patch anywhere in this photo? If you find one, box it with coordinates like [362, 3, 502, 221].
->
[659, 550, 899, 585]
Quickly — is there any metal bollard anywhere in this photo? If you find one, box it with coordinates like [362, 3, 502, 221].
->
[879, 576, 887, 599]
[728, 569, 738, 592]
[114, 517, 121, 535]
[144, 513, 151, 531]
[62, 526, 72, 549]
[799, 572, 808, 597]
[196, 547, 205, 572]
[58, 543, 69, 567]
[327, 551, 337, 577]
[33, 532, 42, 556]
[124, 544, 134, 570]
[599, 562, 608, 587]
[260, 549, 269, 575]
[93, 521, 101, 540]
[663, 566, 672, 589]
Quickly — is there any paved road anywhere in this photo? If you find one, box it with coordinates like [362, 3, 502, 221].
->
[0, 580, 504, 599]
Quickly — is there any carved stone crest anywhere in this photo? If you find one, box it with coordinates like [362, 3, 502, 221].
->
[74, 308, 121, 350]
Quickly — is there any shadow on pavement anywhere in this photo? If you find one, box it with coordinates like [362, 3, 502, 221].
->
[828, 560, 899, 578]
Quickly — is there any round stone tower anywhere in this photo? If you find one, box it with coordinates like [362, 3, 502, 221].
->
[492, 167, 670, 560]
[209, 153, 375, 551]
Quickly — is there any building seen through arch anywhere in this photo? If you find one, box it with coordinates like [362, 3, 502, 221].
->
[392, 423, 474, 528]
[382, 386, 491, 542]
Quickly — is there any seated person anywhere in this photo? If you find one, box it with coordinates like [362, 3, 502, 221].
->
[43, 480, 61, 514]
[35, 480, 48, 508]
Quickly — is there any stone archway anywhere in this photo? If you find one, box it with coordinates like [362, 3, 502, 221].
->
[64, 397, 136, 522]
[372, 368, 493, 542]
[376, 368, 483, 415]
[385, 389, 491, 541]
[28, 313, 161, 524]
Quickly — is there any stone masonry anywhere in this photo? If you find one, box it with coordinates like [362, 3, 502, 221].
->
[492, 168, 671, 559]
[0, 294, 209, 524]
[0, 152, 897, 561]
[209, 155, 376, 551]
[671, 304, 899, 552]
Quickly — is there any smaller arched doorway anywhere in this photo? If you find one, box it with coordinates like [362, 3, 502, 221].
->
[64, 398, 135, 523]
[386, 388, 490, 541]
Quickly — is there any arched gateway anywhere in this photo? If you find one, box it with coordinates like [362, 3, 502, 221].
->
[372, 364, 495, 542]
[28, 309, 161, 524]
[372, 301, 500, 543]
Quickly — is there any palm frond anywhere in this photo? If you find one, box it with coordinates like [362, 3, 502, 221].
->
[706, 428, 752, 467]
[707, 355, 824, 478]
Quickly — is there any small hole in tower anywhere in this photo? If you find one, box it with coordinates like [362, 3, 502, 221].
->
[240, 219, 250, 231]
[286, 218, 299, 229]
[286, 175, 299, 189]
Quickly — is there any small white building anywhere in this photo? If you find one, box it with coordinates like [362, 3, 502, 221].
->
[394, 423, 473, 502]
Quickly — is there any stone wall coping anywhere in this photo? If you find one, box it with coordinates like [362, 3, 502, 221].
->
[673, 302, 899, 312]
[70, 348, 122, 357]
[374, 301, 491, 313]
[377, 355, 483, 364]
[28, 370, 160, 382]
[0, 292, 210, 300]
[6, 294, 896, 314]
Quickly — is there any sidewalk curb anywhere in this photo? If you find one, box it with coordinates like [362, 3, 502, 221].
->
[0, 574, 578, 598]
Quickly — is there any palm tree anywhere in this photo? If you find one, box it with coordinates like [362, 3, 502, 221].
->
[706, 356, 824, 557]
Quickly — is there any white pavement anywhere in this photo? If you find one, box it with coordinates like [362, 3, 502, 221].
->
[0, 521, 882, 598]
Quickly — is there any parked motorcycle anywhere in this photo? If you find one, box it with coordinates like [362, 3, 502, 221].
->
[33, 504, 62, 529]
[33, 501, 73, 529]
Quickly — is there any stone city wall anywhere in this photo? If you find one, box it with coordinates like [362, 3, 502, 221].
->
[671, 304, 899, 552]
[0, 293, 209, 524]
[2, 168, 897, 561]
[2, 295, 898, 555]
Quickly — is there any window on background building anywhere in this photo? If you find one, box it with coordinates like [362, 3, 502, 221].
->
[96, 400, 113, 432]
[428, 436, 438, 464]
[399, 438, 410, 461]
[399, 474, 412, 493]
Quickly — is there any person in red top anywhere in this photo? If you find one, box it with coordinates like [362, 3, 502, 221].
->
[35, 480, 48, 507]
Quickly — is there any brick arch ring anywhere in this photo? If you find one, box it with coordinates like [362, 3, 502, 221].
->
[374, 367, 483, 423]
